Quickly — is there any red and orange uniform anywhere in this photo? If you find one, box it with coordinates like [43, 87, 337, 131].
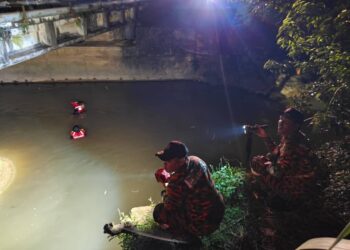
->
[251, 134, 317, 203]
[157, 156, 225, 237]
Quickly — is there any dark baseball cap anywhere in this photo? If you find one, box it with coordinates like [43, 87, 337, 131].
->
[155, 141, 189, 161]
[282, 108, 304, 125]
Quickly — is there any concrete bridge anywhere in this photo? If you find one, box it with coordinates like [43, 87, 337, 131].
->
[0, 0, 144, 70]
[0, 0, 276, 94]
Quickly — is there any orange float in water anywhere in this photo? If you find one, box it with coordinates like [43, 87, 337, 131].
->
[71, 101, 86, 115]
[70, 125, 86, 140]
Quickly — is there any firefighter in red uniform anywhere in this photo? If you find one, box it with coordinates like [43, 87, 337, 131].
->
[71, 101, 86, 115]
[70, 125, 86, 140]
[153, 141, 225, 238]
[249, 108, 319, 250]
[250, 107, 316, 205]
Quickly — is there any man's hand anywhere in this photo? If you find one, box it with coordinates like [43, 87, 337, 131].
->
[264, 161, 274, 175]
[254, 126, 268, 138]
[155, 168, 170, 185]
[159, 223, 170, 230]
[251, 155, 269, 176]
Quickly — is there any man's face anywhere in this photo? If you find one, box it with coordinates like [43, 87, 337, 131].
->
[278, 115, 298, 136]
[164, 158, 184, 173]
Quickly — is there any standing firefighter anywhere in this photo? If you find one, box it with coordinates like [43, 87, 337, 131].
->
[153, 140, 225, 238]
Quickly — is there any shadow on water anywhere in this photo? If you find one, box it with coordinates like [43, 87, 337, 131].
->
[0, 81, 280, 250]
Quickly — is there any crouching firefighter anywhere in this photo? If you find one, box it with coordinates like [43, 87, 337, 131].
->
[153, 140, 225, 238]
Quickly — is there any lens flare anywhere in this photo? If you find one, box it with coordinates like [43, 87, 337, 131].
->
[0, 157, 16, 194]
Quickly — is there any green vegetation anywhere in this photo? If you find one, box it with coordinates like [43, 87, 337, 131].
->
[211, 162, 245, 204]
[202, 160, 247, 250]
[246, 0, 350, 134]
[316, 137, 350, 222]
[202, 207, 247, 250]
[116, 199, 158, 250]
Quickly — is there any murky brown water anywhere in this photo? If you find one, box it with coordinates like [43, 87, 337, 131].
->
[0, 81, 279, 250]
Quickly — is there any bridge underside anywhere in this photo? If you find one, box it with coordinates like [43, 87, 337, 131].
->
[0, 0, 142, 70]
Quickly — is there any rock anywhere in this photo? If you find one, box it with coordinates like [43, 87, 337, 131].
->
[130, 205, 154, 224]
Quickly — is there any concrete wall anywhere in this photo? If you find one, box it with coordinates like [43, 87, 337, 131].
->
[0, 27, 198, 82]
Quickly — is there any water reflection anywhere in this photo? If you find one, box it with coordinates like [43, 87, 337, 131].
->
[0, 82, 278, 250]
[0, 157, 16, 194]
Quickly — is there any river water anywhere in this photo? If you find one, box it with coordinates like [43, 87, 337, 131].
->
[0, 81, 279, 250]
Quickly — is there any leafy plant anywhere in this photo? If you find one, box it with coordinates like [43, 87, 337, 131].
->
[202, 207, 247, 250]
[316, 137, 350, 222]
[203, 161, 249, 250]
[246, 0, 350, 134]
[211, 163, 245, 203]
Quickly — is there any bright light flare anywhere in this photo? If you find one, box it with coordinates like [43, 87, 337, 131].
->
[0, 157, 16, 194]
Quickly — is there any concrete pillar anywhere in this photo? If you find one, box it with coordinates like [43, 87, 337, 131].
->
[0, 29, 12, 63]
[0, 39, 9, 64]
[87, 14, 98, 32]
[94, 12, 109, 28]
[102, 12, 109, 28]
[120, 9, 126, 24]
[38, 21, 57, 47]
[124, 22, 135, 41]
[77, 16, 88, 37]
[124, 7, 137, 42]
